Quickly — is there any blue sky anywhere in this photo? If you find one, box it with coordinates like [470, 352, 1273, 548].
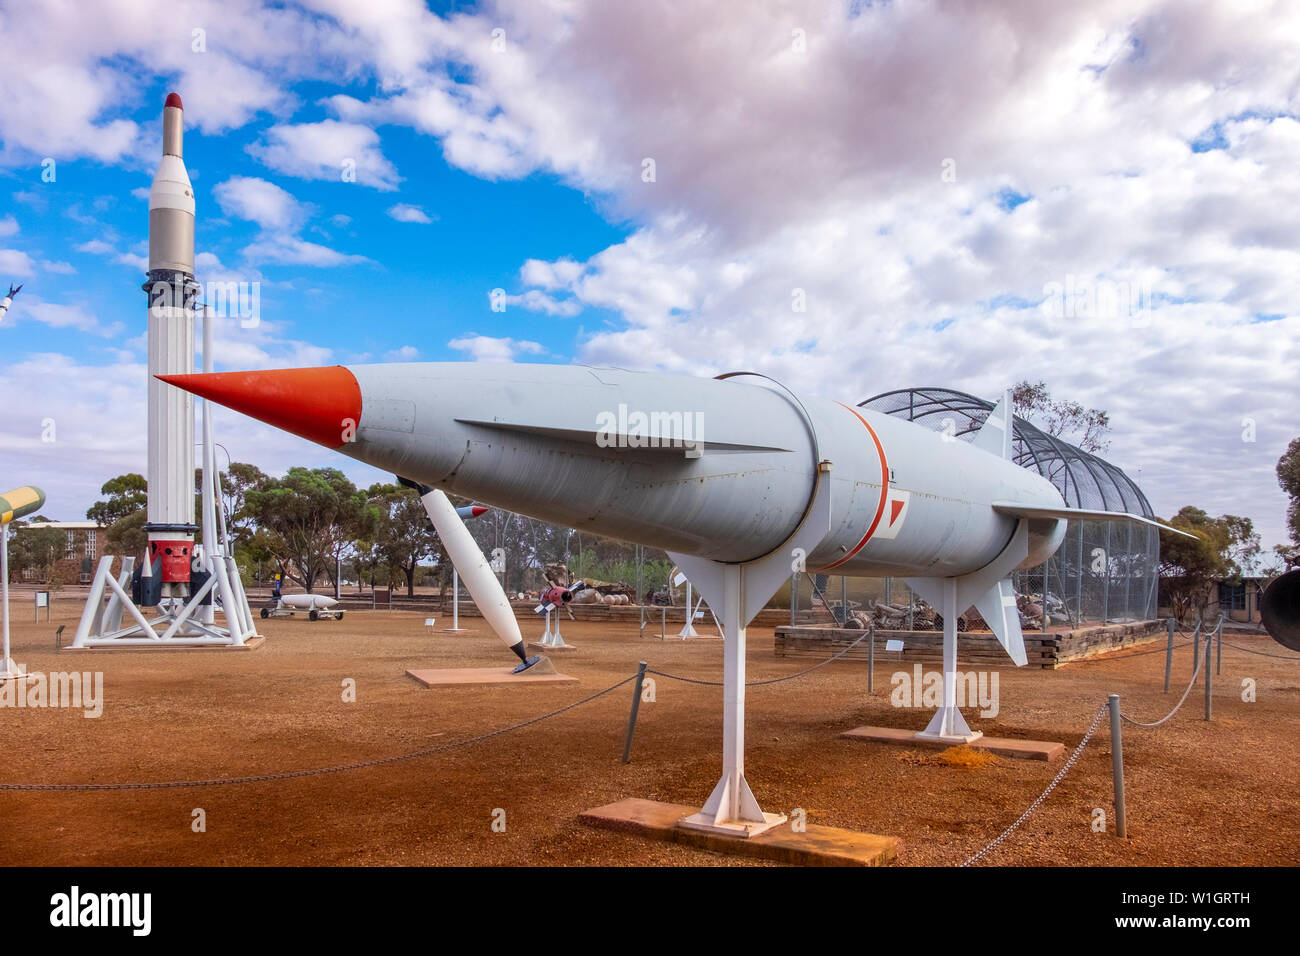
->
[0, 0, 1297, 557]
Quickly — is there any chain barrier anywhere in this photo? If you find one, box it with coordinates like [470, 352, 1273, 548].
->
[648, 630, 872, 687]
[960, 700, 1109, 867]
[1220, 638, 1300, 660]
[1119, 633, 1207, 728]
[0, 674, 636, 792]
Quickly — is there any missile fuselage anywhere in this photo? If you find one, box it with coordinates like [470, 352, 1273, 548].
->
[144, 93, 197, 588]
[165, 363, 1070, 579]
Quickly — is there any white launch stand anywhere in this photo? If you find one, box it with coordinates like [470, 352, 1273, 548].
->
[1, 524, 32, 681]
[667, 461, 833, 837]
[906, 518, 1030, 743]
[533, 607, 575, 650]
[443, 568, 468, 632]
[73, 310, 258, 648]
[677, 578, 700, 638]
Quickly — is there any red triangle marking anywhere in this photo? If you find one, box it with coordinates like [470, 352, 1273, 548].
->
[890, 499, 905, 526]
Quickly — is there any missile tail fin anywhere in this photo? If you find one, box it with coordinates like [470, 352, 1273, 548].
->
[970, 389, 1014, 459]
[973, 577, 1027, 666]
[990, 501, 1198, 538]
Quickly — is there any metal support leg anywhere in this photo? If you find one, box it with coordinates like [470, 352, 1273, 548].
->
[916, 577, 981, 743]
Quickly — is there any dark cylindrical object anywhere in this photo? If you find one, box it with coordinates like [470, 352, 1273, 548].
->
[1260, 569, 1300, 651]
[1164, 618, 1174, 693]
[867, 624, 875, 693]
[622, 661, 648, 764]
[1109, 694, 1127, 839]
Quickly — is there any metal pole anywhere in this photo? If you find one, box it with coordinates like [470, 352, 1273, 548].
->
[1109, 694, 1127, 838]
[1204, 629, 1213, 721]
[660, 606, 666, 641]
[1215, 614, 1223, 676]
[1192, 618, 1201, 674]
[452, 567, 460, 629]
[867, 623, 875, 694]
[789, 572, 796, 626]
[1, 525, 11, 668]
[622, 661, 648, 763]
[1163, 618, 1174, 693]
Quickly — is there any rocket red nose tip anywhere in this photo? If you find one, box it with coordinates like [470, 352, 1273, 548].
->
[471, 505, 489, 517]
[157, 366, 362, 449]
[165, 92, 183, 109]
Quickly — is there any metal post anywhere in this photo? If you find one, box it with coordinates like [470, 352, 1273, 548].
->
[1192, 618, 1201, 674]
[1204, 629, 1213, 721]
[1109, 695, 1126, 838]
[660, 606, 666, 641]
[1, 524, 11, 670]
[1215, 614, 1223, 676]
[1041, 560, 1049, 633]
[867, 623, 875, 694]
[622, 660, 648, 763]
[1163, 618, 1174, 693]
[452, 567, 460, 629]
[790, 571, 798, 626]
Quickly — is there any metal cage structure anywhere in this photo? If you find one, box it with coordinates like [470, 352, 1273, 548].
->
[859, 387, 1160, 626]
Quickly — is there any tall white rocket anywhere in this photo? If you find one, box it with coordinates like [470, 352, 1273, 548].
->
[144, 92, 197, 588]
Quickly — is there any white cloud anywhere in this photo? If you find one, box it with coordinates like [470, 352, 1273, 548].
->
[0, 216, 18, 237]
[384, 345, 419, 361]
[213, 176, 305, 232]
[0, 248, 35, 275]
[447, 333, 546, 363]
[214, 176, 368, 267]
[386, 203, 434, 224]
[248, 120, 401, 191]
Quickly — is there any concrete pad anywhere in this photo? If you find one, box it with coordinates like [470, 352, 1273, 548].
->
[579, 798, 899, 866]
[528, 641, 577, 652]
[60, 636, 266, 653]
[840, 725, 1064, 761]
[405, 665, 577, 688]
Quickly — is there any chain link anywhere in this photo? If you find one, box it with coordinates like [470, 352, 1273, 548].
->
[0, 675, 636, 792]
[960, 700, 1109, 867]
[1119, 632, 1207, 728]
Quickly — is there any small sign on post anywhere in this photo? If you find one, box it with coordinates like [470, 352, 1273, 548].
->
[35, 589, 50, 621]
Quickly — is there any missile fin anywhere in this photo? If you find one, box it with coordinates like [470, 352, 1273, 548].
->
[973, 578, 1027, 666]
[455, 418, 791, 455]
[990, 502, 1198, 538]
[970, 391, 1014, 460]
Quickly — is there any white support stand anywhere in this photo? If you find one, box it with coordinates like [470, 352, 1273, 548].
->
[677, 580, 700, 638]
[906, 519, 1030, 743]
[1, 524, 31, 682]
[915, 578, 981, 743]
[534, 606, 574, 650]
[444, 568, 467, 632]
[71, 309, 258, 649]
[669, 462, 833, 837]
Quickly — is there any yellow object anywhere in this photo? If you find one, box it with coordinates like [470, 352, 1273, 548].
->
[0, 486, 46, 524]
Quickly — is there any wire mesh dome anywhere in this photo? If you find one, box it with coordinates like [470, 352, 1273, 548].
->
[858, 387, 1159, 625]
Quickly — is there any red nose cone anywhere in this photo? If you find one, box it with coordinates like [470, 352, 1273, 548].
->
[165, 92, 183, 109]
[157, 366, 362, 449]
[471, 505, 488, 517]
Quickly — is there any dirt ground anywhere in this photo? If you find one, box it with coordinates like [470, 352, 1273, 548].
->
[1, 594, 1297, 866]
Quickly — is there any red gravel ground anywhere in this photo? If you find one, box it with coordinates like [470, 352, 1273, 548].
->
[1, 596, 1296, 866]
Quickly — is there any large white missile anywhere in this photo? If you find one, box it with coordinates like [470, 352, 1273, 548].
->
[145, 92, 198, 596]
[162, 362, 1191, 831]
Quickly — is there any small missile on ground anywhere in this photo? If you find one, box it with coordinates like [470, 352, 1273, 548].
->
[0, 283, 20, 323]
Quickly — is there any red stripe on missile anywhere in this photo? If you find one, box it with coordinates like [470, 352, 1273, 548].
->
[157, 366, 362, 449]
[817, 403, 889, 571]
